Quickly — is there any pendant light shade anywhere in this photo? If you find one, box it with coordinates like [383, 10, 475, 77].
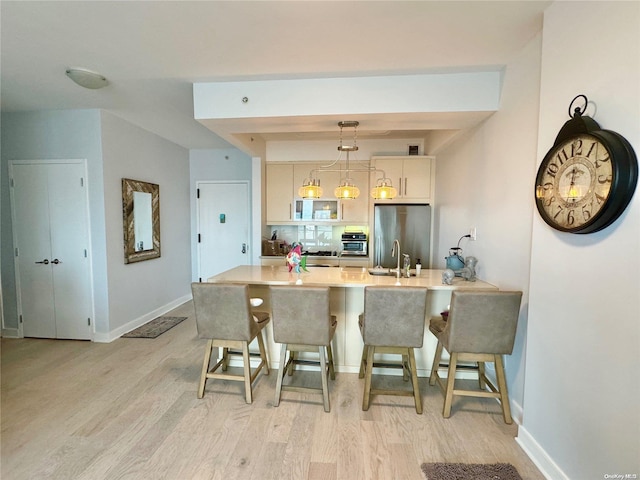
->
[334, 178, 360, 199]
[298, 178, 323, 199]
[371, 177, 398, 200]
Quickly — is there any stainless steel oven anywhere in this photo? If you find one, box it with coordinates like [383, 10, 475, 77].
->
[341, 233, 368, 256]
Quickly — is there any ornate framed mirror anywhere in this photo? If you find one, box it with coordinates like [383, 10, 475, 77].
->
[122, 178, 160, 263]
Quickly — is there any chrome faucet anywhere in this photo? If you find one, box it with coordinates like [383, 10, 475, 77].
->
[403, 254, 411, 278]
[391, 239, 401, 279]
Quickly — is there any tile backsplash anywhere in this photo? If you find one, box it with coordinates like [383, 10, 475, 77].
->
[267, 225, 368, 253]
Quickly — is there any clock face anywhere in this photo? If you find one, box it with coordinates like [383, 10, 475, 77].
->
[535, 134, 613, 232]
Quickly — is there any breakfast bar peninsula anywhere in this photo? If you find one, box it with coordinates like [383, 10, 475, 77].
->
[207, 265, 497, 375]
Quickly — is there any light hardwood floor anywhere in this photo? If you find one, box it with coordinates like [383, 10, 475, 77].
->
[1, 301, 544, 480]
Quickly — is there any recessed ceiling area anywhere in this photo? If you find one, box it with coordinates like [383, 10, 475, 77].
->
[0, 1, 551, 151]
[193, 71, 503, 154]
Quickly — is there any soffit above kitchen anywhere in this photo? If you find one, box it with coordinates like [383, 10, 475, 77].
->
[0, 1, 550, 151]
[194, 71, 502, 156]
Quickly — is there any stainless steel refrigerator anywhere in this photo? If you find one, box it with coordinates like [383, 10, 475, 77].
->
[373, 204, 432, 269]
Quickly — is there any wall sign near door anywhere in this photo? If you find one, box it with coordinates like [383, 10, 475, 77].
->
[122, 178, 161, 263]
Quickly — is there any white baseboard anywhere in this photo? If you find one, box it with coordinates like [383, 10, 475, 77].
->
[1, 327, 20, 338]
[93, 294, 192, 343]
[516, 425, 569, 480]
[510, 398, 524, 425]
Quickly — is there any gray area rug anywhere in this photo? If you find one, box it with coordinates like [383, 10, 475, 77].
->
[122, 316, 187, 338]
[421, 462, 523, 480]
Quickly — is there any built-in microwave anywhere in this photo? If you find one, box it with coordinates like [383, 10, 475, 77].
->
[341, 233, 368, 256]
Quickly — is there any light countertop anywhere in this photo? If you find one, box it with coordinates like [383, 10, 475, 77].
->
[207, 265, 497, 290]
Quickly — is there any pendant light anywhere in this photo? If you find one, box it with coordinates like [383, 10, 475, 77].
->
[371, 177, 398, 200]
[297, 120, 398, 200]
[298, 177, 323, 199]
[335, 178, 360, 199]
[333, 121, 360, 199]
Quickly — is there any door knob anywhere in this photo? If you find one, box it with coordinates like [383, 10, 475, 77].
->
[51, 258, 62, 264]
[35, 259, 49, 264]
[241, 243, 247, 254]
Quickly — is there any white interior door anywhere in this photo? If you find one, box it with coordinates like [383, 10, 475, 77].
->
[197, 182, 250, 281]
[12, 164, 56, 338]
[10, 161, 93, 340]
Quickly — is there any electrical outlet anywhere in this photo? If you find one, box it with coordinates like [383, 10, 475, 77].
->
[469, 227, 477, 241]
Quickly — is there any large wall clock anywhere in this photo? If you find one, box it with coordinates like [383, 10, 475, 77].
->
[535, 95, 638, 234]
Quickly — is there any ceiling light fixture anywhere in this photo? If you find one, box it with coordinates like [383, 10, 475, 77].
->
[297, 177, 323, 199]
[371, 177, 398, 200]
[334, 121, 361, 200]
[65, 67, 109, 89]
[298, 121, 397, 201]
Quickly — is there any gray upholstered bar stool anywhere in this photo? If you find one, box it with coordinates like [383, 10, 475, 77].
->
[270, 285, 336, 412]
[428, 290, 522, 424]
[358, 286, 428, 414]
[191, 283, 270, 403]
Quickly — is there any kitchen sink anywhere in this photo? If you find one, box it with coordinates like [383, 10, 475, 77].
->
[368, 267, 391, 276]
[367, 267, 416, 277]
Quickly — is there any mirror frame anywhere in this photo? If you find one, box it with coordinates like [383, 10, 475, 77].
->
[122, 178, 161, 264]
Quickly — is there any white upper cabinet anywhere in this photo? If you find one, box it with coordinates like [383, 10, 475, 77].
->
[339, 169, 370, 222]
[266, 163, 293, 223]
[267, 162, 370, 224]
[371, 156, 435, 203]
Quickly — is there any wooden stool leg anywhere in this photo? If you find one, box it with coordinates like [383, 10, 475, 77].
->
[408, 348, 422, 414]
[443, 352, 458, 418]
[402, 353, 410, 381]
[429, 341, 443, 386]
[274, 344, 288, 407]
[326, 343, 336, 380]
[221, 347, 229, 371]
[319, 346, 330, 412]
[287, 351, 296, 376]
[358, 344, 368, 379]
[478, 361, 486, 389]
[257, 331, 269, 375]
[494, 354, 513, 424]
[242, 341, 252, 404]
[198, 339, 214, 399]
[362, 345, 375, 411]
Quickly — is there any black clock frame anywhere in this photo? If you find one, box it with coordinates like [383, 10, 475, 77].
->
[535, 96, 638, 234]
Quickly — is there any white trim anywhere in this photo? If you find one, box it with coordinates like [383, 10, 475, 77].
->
[94, 294, 192, 343]
[516, 426, 570, 480]
[1, 328, 20, 338]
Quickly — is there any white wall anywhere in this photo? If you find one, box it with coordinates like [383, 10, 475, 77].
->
[100, 111, 191, 338]
[434, 34, 542, 423]
[189, 148, 253, 281]
[1, 110, 193, 339]
[518, 3, 640, 479]
[0, 110, 109, 334]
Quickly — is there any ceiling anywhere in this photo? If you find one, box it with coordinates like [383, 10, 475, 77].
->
[1, 1, 550, 151]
